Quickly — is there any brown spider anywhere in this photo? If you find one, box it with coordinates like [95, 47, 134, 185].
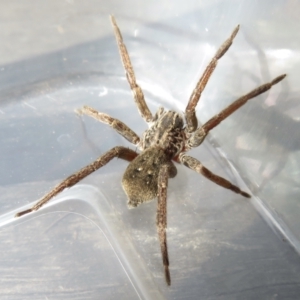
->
[15, 15, 286, 286]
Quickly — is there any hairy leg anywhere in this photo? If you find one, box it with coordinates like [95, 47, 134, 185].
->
[189, 74, 286, 147]
[77, 106, 140, 146]
[16, 147, 138, 217]
[179, 154, 250, 198]
[110, 15, 153, 123]
[185, 25, 240, 133]
[157, 164, 171, 285]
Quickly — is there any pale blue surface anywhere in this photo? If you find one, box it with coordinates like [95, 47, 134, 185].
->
[0, 1, 300, 299]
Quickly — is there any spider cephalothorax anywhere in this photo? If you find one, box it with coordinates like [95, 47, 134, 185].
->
[141, 108, 185, 157]
[16, 15, 286, 286]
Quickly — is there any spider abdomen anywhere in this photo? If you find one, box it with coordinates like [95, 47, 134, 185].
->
[122, 147, 177, 207]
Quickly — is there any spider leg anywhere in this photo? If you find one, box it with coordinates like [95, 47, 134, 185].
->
[179, 153, 251, 198]
[189, 74, 286, 147]
[15, 147, 138, 217]
[110, 15, 153, 123]
[157, 164, 171, 285]
[77, 106, 140, 146]
[185, 25, 240, 133]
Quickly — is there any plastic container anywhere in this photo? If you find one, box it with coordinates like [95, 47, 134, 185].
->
[1, 1, 300, 299]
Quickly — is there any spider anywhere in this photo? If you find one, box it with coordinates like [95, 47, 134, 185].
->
[15, 15, 286, 286]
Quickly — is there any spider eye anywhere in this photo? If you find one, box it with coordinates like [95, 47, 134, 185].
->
[135, 166, 143, 172]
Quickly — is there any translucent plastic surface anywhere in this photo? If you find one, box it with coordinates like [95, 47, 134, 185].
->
[1, 1, 300, 299]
